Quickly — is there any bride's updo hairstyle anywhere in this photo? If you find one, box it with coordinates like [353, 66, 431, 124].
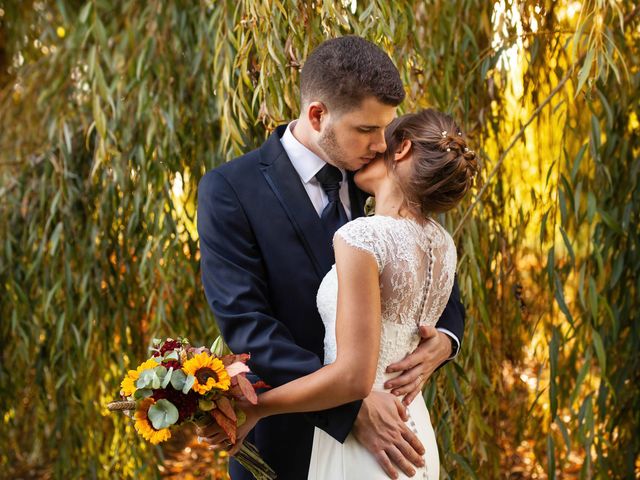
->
[383, 109, 479, 216]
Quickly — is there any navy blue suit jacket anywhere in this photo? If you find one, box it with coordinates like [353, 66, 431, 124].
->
[197, 125, 465, 479]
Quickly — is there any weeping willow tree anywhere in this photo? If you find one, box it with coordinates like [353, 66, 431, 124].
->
[0, 0, 638, 478]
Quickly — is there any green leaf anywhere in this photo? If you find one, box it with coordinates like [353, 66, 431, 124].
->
[597, 207, 622, 234]
[547, 434, 556, 479]
[451, 453, 479, 480]
[588, 277, 599, 320]
[148, 399, 179, 430]
[549, 327, 559, 419]
[554, 417, 571, 454]
[161, 368, 174, 389]
[571, 143, 588, 181]
[134, 388, 153, 400]
[136, 369, 161, 390]
[164, 351, 179, 361]
[79, 2, 92, 23]
[592, 330, 606, 374]
[210, 336, 227, 357]
[576, 48, 594, 95]
[182, 374, 195, 394]
[554, 273, 574, 325]
[358, 2, 375, 22]
[170, 369, 187, 391]
[559, 227, 575, 266]
[570, 350, 591, 407]
[198, 399, 215, 411]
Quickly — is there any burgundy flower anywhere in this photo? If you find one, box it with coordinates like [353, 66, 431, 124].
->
[153, 339, 183, 357]
[162, 360, 182, 370]
[152, 386, 199, 423]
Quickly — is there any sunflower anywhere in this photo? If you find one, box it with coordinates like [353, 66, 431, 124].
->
[182, 352, 231, 394]
[134, 398, 172, 444]
[120, 358, 160, 397]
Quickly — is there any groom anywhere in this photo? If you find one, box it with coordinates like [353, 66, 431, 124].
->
[197, 36, 465, 479]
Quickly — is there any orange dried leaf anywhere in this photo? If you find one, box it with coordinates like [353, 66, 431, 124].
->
[211, 408, 237, 444]
[216, 397, 237, 423]
[236, 374, 258, 404]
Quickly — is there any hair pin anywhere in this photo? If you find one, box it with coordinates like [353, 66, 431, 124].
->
[464, 147, 469, 152]
[441, 130, 447, 137]
[446, 148, 451, 152]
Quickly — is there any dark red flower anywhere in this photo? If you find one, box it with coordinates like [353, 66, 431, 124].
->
[152, 386, 199, 423]
[153, 339, 183, 357]
[162, 360, 182, 370]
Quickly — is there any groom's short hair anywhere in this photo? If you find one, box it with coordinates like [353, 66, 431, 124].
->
[300, 36, 405, 113]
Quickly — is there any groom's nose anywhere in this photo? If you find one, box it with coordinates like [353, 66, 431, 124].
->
[370, 131, 387, 153]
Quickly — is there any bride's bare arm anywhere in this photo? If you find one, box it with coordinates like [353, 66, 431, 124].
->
[250, 236, 381, 419]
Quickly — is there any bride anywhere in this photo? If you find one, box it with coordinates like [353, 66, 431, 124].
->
[217, 108, 476, 479]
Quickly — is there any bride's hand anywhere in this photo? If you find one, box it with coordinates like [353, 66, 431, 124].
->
[195, 400, 261, 455]
[227, 400, 260, 456]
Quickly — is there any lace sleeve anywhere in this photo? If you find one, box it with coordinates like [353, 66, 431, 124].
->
[334, 217, 387, 271]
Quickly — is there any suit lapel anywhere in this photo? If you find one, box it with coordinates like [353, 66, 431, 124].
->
[259, 126, 335, 278]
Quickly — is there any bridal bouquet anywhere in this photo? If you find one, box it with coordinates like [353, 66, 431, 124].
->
[107, 337, 275, 480]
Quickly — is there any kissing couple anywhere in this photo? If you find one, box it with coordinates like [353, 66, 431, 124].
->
[196, 35, 478, 480]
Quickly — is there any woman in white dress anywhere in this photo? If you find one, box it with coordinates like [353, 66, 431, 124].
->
[228, 109, 478, 479]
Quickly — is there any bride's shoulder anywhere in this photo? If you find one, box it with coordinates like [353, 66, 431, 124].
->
[336, 215, 391, 239]
[333, 216, 391, 267]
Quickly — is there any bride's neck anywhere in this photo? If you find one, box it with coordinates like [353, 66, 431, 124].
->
[373, 180, 415, 219]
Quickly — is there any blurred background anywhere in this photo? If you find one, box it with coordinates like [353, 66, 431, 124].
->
[0, 0, 638, 478]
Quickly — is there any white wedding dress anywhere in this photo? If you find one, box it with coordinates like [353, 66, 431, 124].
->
[308, 215, 457, 480]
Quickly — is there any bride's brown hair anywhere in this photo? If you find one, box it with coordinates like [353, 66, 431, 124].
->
[383, 109, 479, 216]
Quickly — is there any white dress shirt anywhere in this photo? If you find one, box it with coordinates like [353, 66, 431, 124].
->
[280, 122, 460, 359]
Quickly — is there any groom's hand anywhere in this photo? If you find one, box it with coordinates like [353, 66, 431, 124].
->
[384, 326, 452, 406]
[352, 391, 425, 479]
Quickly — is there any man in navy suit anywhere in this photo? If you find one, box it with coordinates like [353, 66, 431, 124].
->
[197, 36, 465, 479]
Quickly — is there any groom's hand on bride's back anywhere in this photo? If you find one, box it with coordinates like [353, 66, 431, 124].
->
[384, 326, 453, 406]
[352, 391, 425, 479]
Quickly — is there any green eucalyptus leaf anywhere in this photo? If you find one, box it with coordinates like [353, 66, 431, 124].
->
[182, 374, 196, 394]
[161, 368, 174, 389]
[170, 369, 187, 391]
[134, 388, 153, 400]
[148, 399, 179, 430]
[164, 351, 179, 361]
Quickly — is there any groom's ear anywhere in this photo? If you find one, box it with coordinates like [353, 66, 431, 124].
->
[394, 139, 412, 161]
[307, 102, 328, 132]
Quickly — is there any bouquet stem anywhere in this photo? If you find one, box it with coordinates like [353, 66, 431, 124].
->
[235, 441, 277, 480]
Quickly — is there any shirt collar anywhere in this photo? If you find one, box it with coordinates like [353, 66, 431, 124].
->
[281, 121, 345, 184]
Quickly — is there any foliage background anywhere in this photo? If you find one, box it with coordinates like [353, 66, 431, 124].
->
[0, 0, 638, 478]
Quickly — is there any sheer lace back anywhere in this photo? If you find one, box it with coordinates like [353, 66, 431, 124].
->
[316, 215, 457, 386]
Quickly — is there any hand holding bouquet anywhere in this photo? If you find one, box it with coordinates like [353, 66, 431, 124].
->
[107, 337, 275, 480]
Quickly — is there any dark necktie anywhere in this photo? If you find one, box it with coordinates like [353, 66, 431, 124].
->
[315, 163, 349, 237]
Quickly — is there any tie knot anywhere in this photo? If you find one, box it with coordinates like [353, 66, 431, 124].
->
[315, 163, 343, 187]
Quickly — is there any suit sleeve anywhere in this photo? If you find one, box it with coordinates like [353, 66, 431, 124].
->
[434, 276, 466, 366]
[197, 170, 360, 442]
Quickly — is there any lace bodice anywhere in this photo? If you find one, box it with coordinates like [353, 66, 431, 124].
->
[316, 215, 457, 386]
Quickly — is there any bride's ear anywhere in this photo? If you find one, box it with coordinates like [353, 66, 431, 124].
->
[394, 139, 412, 162]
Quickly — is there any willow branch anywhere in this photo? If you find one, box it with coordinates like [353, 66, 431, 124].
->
[453, 65, 575, 237]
